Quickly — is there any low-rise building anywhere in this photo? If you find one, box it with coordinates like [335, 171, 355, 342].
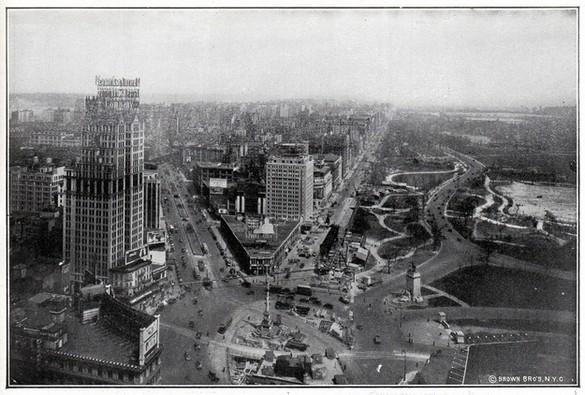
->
[316, 153, 342, 190]
[30, 130, 81, 147]
[10, 289, 162, 385]
[10, 165, 66, 214]
[193, 161, 238, 194]
[182, 144, 227, 164]
[219, 215, 301, 274]
[274, 354, 313, 382]
[313, 166, 332, 206]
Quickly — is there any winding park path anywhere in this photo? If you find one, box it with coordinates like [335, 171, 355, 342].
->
[357, 149, 575, 300]
[344, 150, 575, 384]
[384, 165, 462, 190]
[356, 165, 463, 282]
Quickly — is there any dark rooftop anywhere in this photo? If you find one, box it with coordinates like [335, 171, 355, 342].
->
[110, 258, 151, 273]
[61, 311, 138, 365]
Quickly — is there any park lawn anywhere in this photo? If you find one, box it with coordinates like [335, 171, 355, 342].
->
[351, 207, 395, 241]
[430, 265, 576, 312]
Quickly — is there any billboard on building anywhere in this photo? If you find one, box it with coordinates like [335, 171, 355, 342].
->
[209, 178, 228, 195]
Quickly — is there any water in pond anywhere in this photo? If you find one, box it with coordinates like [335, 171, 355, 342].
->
[496, 182, 576, 223]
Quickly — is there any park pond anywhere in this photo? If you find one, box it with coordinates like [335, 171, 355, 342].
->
[495, 181, 576, 223]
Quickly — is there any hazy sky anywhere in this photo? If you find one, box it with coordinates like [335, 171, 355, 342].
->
[8, 9, 577, 107]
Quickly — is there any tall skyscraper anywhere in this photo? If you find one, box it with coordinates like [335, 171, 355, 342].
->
[266, 143, 313, 221]
[64, 76, 145, 285]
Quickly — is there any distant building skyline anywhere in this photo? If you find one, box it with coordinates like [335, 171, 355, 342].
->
[8, 9, 577, 108]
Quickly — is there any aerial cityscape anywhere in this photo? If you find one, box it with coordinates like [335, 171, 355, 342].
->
[6, 8, 578, 388]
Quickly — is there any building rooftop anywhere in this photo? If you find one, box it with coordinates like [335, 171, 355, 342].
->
[222, 215, 300, 258]
[185, 143, 225, 150]
[101, 292, 156, 328]
[314, 166, 331, 176]
[322, 153, 341, 162]
[110, 258, 151, 273]
[147, 230, 166, 245]
[61, 311, 138, 365]
[195, 161, 238, 170]
[11, 293, 140, 366]
[272, 143, 309, 157]
[253, 217, 275, 236]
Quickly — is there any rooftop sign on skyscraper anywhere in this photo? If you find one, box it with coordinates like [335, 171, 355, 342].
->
[95, 76, 140, 87]
[91, 75, 140, 110]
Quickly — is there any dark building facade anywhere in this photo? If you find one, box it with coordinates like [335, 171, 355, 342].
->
[144, 169, 161, 230]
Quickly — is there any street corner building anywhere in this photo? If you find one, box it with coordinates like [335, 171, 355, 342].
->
[219, 215, 301, 275]
[10, 286, 162, 385]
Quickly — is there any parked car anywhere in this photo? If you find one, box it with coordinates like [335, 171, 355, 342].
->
[339, 296, 350, 304]
[374, 335, 381, 344]
[275, 301, 291, 310]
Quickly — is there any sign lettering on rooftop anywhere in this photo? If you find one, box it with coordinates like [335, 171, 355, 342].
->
[209, 178, 228, 188]
[95, 76, 140, 102]
[95, 76, 140, 87]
